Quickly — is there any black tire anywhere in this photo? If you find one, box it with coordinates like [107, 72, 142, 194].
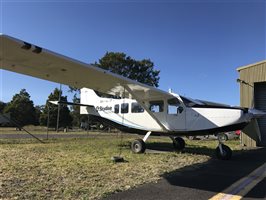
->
[173, 137, 185, 151]
[131, 139, 146, 153]
[224, 134, 229, 141]
[215, 144, 232, 160]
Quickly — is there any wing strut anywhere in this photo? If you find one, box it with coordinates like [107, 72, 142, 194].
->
[124, 85, 168, 132]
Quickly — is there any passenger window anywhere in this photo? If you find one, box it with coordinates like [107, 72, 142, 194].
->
[149, 101, 164, 113]
[131, 102, 144, 113]
[168, 98, 182, 114]
[114, 104, 119, 113]
[121, 103, 129, 114]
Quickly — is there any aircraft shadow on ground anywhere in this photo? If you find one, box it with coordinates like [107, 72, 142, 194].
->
[120, 140, 248, 157]
[115, 142, 265, 199]
[159, 147, 266, 199]
[145, 141, 216, 157]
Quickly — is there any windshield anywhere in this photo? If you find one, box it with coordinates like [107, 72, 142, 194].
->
[180, 96, 203, 107]
[180, 96, 231, 108]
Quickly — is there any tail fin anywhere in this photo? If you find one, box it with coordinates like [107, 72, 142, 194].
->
[80, 88, 100, 114]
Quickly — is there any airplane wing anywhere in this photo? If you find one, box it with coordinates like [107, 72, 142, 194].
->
[0, 34, 173, 101]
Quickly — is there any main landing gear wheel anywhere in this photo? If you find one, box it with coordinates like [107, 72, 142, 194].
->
[217, 133, 228, 141]
[172, 137, 185, 151]
[131, 139, 146, 153]
[215, 144, 232, 160]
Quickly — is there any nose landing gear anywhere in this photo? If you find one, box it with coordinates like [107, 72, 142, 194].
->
[215, 135, 232, 160]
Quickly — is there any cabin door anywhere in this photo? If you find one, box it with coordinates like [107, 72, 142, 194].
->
[166, 98, 186, 131]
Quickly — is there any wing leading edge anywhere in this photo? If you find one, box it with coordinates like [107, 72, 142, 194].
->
[0, 34, 173, 101]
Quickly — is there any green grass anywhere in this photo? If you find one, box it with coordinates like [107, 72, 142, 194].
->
[0, 126, 101, 134]
[0, 133, 242, 200]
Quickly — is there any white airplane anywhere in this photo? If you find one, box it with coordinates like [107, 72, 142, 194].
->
[0, 34, 265, 160]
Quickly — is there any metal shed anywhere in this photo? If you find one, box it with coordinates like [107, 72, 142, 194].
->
[237, 60, 266, 147]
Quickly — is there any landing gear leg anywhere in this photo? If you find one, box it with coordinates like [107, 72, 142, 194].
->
[131, 131, 151, 153]
[171, 137, 186, 151]
[215, 136, 232, 160]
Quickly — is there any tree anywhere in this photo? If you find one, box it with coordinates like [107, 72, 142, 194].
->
[40, 88, 72, 129]
[34, 105, 43, 126]
[68, 52, 160, 92]
[69, 94, 86, 127]
[0, 101, 6, 113]
[96, 52, 160, 87]
[68, 52, 161, 128]
[3, 89, 37, 126]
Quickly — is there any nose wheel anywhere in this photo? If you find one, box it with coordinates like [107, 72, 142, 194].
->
[215, 144, 232, 160]
[215, 134, 232, 160]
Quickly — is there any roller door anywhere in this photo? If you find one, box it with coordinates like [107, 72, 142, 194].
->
[254, 82, 266, 146]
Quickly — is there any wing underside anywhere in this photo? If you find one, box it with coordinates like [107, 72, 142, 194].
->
[0, 34, 173, 101]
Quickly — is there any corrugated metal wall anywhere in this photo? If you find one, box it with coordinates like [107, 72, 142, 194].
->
[237, 60, 266, 147]
[254, 82, 266, 146]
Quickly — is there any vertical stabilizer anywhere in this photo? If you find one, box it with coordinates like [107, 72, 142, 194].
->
[80, 88, 99, 114]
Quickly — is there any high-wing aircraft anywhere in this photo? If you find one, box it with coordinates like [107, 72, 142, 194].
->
[0, 34, 265, 160]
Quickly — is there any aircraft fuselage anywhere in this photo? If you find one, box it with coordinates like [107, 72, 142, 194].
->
[80, 88, 250, 136]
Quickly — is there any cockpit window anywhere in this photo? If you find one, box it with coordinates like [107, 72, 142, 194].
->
[121, 103, 129, 114]
[149, 101, 164, 113]
[114, 104, 119, 113]
[168, 98, 180, 106]
[168, 98, 182, 114]
[131, 102, 144, 113]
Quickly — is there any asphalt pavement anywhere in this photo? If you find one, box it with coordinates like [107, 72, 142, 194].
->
[104, 147, 266, 200]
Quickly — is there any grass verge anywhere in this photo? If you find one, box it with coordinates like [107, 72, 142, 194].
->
[0, 134, 241, 199]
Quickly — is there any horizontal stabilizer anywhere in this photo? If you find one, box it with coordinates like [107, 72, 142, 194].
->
[49, 101, 94, 107]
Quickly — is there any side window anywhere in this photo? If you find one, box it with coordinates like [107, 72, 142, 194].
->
[149, 101, 164, 113]
[121, 103, 129, 114]
[114, 104, 119, 113]
[168, 98, 182, 114]
[131, 102, 144, 113]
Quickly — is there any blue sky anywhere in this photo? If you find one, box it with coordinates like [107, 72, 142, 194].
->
[0, 0, 265, 106]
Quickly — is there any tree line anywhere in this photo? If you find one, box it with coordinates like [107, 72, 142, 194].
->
[0, 52, 160, 129]
[0, 88, 71, 128]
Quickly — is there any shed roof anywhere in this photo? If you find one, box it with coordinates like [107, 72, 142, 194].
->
[237, 60, 266, 72]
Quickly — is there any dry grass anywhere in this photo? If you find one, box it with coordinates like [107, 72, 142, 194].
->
[0, 132, 241, 200]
